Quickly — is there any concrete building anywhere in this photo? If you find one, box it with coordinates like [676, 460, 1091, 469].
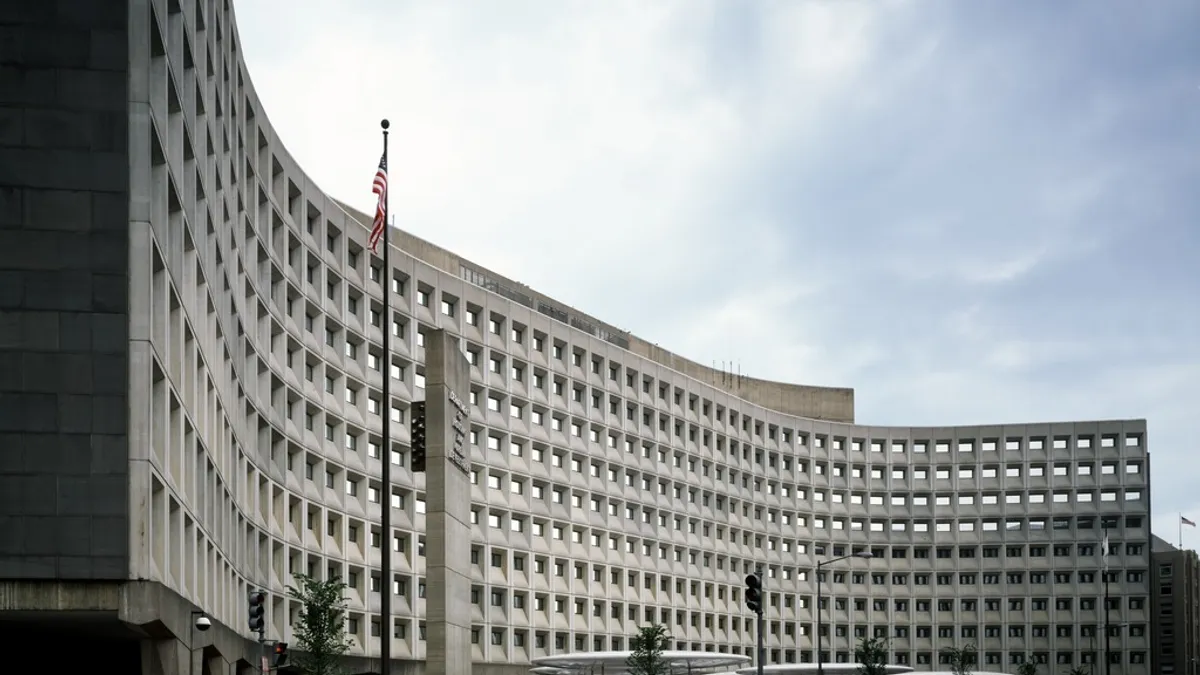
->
[0, 0, 1155, 673]
[1152, 535, 1200, 674]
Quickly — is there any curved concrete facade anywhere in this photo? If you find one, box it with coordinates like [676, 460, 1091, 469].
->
[0, 0, 1152, 674]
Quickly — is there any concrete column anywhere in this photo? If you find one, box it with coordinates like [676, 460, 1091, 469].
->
[423, 329, 473, 675]
[142, 637, 187, 675]
[204, 650, 235, 675]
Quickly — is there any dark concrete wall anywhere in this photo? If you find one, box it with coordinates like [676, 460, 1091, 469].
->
[0, 0, 131, 579]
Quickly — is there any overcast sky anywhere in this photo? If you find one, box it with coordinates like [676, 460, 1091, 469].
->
[233, 0, 1199, 546]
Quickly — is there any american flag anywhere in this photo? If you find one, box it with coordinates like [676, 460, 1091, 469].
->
[368, 154, 388, 254]
[1183, 515, 1196, 527]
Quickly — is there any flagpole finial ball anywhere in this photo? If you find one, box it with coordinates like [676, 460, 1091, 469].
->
[381, 119, 390, 130]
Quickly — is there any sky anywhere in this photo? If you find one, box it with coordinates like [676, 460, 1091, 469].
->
[233, 0, 1200, 546]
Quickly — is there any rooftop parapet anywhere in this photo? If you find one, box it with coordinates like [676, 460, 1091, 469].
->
[338, 201, 856, 423]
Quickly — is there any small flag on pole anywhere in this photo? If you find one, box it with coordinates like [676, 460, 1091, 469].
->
[1183, 516, 1196, 527]
[368, 154, 388, 254]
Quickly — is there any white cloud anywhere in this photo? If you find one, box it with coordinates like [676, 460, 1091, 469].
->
[233, 0, 1200, 541]
[235, 0, 886, 264]
[959, 249, 1047, 285]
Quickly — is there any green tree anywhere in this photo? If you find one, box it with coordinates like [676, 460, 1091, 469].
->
[288, 574, 355, 675]
[854, 636, 890, 675]
[1016, 659, 1039, 675]
[626, 623, 672, 675]
[939, 643, 977, 675]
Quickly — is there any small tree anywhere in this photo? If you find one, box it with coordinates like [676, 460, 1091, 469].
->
[854, 636, 890, 675]
[627, 623, 672, 675]
[1016, 659, 1039, 675]
[940, 643, 977, 675]
[1064, 667, 1090, 675]
[288, 573, 355, 675]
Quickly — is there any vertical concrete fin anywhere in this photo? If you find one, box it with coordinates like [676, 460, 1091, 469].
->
[423, 329, 473, 675]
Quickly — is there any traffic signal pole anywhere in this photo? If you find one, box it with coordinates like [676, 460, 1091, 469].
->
[753, 564, 763, 675]
[248, 590, 267, 673]
[757, 595, 766, 675]
[745, 568, 765, 675]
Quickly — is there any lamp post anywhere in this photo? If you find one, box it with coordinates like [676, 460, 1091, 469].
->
[1101, 519, 1113, 675]
[816, 550, 873, 675]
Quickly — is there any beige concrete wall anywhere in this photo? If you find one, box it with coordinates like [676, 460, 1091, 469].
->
[629, 341, 855, 423]
[423, 330, 474, 675]
[1151, 539, 1200, 675]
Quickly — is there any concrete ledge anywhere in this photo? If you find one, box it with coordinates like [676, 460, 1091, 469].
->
[0, 579, 121, 611]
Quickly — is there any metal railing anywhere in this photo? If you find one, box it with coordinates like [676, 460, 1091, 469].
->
[461, 264, 631, 350]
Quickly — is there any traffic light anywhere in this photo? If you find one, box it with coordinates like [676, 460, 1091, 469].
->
[273, 642, 289, 667]
[745, 572, 763, 614]
[410, 401, 426, 472]
[247, 590, 266, 633]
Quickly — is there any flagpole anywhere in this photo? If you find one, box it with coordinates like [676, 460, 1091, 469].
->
[379, 118, 392, 675]
[1181, 513, 1184, 550]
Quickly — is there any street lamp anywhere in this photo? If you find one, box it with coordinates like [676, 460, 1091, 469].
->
[816, 550, 873, 675]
